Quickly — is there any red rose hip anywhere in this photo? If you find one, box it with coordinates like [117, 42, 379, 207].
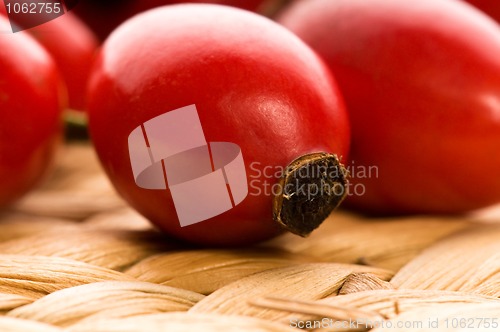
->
[73, 0, 275, 41]
[88, 4, 350, 246]
[0, 6, 98, 111]
[0, 16, 64, 208]
[463, 0, 500, 23]
[279, 0, 500, 215]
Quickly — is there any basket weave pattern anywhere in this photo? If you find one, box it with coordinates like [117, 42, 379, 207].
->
[1, 144, 499, 331]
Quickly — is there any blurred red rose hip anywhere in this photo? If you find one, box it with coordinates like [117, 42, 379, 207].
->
[73, 0, 277, 40]
[21, 12, 98, 111]
[279, 0, 500, 215]
[463, 0, 500, 23]
[0, 4, 98, 111]
[0, 16, 64, 208]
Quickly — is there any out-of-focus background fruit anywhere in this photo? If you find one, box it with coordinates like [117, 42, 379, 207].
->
[72, 0, 286, 41]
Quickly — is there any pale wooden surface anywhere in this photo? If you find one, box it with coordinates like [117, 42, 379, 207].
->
[0, 143, 499, 331]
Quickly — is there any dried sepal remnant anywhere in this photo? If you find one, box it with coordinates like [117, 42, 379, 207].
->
[273, 153, 348, 237]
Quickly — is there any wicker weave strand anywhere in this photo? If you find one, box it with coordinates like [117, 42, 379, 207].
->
[0, 144, 499, 331]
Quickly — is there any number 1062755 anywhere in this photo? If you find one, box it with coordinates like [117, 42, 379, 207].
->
[5, 2, 62, 14]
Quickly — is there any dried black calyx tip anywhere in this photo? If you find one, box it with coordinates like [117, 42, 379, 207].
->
[273, 153, 349, 237]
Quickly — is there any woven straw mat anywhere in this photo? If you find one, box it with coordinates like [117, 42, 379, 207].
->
[1, 143, 499, 332]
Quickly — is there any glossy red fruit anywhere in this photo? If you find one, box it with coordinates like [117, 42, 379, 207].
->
[21, 12, 98, 111]
[0, 16, 64, 208]
[88, 4, 350, 246]
[464, 0, 500, 23]
[279, 0, 500, 215]
[73, 0, 274, 41]
[0, 6, 98, 111]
